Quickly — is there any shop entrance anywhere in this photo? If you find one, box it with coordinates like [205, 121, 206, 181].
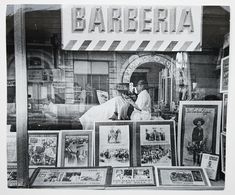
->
[120, 54, 176, 110]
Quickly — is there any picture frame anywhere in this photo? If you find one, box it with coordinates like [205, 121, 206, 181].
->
[200, 153, 219, 180]
[222, 93, 228, 132]
[221, 132, 226, 174]
[178, 101, 222, 166]
[156, 167, 211, 189]
[110, 166, 156, 188]
[28, 131, 59, 168]
[135, 120, 177, 167]
[29, 167, 111, 188]
[60, 130, 93, 167]
[7, 166, 17, 188]
[220, 56, 229, 93]
[95, 121, 134, 167]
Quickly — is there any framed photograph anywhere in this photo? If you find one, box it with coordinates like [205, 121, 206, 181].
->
[29, 167, 111, 188]
[221, 132, 226, 173]
[7, 166, 17, 188]
[95, 121, 133, 167]
[110, 166, 156, 187]
[200, 153, 219, 180]
[60, 130, 93, 167]
[220, 56, 229, 93]
[28, 131, 59, 168]
[135, 120, 177, 166]
[156, 167, 211, 189]
[7, 132, 17, 165]
[178, 101, 222, 166]
[222, 93, 228, 132]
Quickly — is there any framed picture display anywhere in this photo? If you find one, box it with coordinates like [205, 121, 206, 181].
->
[95, 121, 133, 167]
[110, 166, 156, 187]
[7, 166, 17, 188]
[60, 130, 93, 167]
[200, 153, 219, 180]
[28, 131, 59, 168]
[221, 132, 226, 173]
[178, 101, 222, 166]
[135, 120, 177, 166]
[220, 56, 229, 93]
[222, 93, 228, 132]
[29, 167, 111, 188]
[156, 167, 211, 189]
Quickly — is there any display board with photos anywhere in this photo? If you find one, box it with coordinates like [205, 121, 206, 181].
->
[135, 120, 177, 167]
[155, 167, 211, 189]
[221, 132, 226, 174]
[95, 121, 134, 167]
[178, 101, 222, 166]
[29, 167, 111, 188]
[220, 56, 229, 93]
[110, 166, 156, 187]
[200, 153, 219, 180]
[28, 131, 59, 168]
[60, 130, 93, 167]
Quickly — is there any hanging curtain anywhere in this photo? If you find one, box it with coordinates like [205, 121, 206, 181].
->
[175, 52, 192, 101]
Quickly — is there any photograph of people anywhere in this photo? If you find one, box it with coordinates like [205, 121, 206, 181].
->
[192, 118, 205, 165]
[127, 80, 151, 120]
[79, 84, 131, 130]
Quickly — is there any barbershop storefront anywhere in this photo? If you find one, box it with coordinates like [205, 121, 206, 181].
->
[6, 5, 229, 189]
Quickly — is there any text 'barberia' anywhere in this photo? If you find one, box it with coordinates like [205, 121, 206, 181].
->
[72, 6, 195, 33]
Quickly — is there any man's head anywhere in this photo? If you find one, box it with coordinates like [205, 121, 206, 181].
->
[136, 80, 148, 94]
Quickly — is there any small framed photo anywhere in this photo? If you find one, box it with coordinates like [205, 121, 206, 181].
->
[221, 132, 226, 173]
[222, 93, 228, 132]
[95, 121, 133, 167]
[29, 167, 111, 188]
[220, 56, 229, 93]
[200, 153, 219, 180]
[28, 131, 59, 168]
[178, 101, 222, 166]
[156, 167, 211, 189]
[7, 166, 17, 188]
[135, 120, 177, 166]
[60, 130, 93, 167]
[110, 166, 156, 187]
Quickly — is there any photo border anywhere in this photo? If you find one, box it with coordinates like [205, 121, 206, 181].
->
[135, 120, 177, 166]
[60, 130, 93, 167]
[178, 101, 222, 166]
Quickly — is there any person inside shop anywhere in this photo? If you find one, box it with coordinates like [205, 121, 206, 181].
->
[126, 80, 151, 120]
[79, 84, 131, 130]
[192, 117, 204, 165]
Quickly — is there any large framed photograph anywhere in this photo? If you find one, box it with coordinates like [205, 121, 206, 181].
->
[178, 101, 222, 166]
[221, 132, 226, 173]
[135, 120, 177, 166]
[29, 167, 111, 188]
[60, 130, 93, 167]
[220, 56, 229, 93]
[156, 167, 211, 189]
[222, 93, 228, 132]
[110, 166, 156, 187]
[28, 131, 59, 168]
[95, 121, 133, 167]
[200, 153, 219, 180]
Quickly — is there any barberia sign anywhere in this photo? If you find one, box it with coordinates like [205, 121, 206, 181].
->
[62, 5, 202, 51]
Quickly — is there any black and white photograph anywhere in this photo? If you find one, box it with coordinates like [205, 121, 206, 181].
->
[111, 166, 156, 187]
[60, 130, 92, 167]
[95, 122, 133, 167]
[30, 167, 109, 187]
[156, 167, 211, 188]
[178, 101, 222, 166]
[28, 132, 59, 167]
[136, 121, 177, 166]
[3, 1, 231, 191]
